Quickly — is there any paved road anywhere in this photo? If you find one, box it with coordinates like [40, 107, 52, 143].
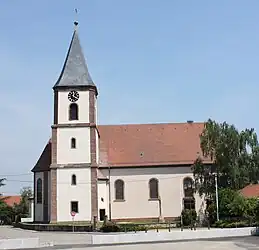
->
[16, 237, 259, 250]
[21, 237, 259, 249]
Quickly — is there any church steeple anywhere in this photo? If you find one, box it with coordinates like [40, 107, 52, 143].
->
[53, 21, 95, 89]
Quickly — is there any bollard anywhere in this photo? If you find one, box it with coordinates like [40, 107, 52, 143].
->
[103, 215, 108, 226]
[93, 216, 97, 232]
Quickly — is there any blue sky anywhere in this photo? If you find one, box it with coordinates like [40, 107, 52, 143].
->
[1, 0, 259, 194]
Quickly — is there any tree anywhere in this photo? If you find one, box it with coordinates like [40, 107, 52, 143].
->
[0, 178, 6, 196]
[13, 187, 33, 220]
[0, 178, 14, 224]
[192, 119, 259, 199]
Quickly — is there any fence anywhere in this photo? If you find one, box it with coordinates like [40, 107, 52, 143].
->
[98, 215, 259, 233]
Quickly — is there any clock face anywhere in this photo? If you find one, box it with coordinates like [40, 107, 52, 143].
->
[68, 90, 79, 102]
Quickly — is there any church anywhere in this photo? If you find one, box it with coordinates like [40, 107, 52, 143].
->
[31, 21, 209, 223]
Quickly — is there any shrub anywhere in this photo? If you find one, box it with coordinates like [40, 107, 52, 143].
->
[181, 209, 197, 226]
[212, 219, 253, 228]
[100, 221, 120, 232]
[119, 224, 147, 232]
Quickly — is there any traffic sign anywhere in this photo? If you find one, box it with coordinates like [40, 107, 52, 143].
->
[71, 211, 76, 217]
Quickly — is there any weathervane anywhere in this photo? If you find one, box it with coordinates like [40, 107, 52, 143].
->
[74, 8, 79, 27]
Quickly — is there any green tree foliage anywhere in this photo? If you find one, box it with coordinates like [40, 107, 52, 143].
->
[0, 184, 33, 225]
[0, 178, 14, 224]
[209, 188, 259, 226]
[13, 187, 33, 219]
[0, 178, 6, 195]
[192, 119, 259, 199]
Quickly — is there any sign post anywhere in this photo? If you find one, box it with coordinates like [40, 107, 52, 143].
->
[71, 211, 76, 232]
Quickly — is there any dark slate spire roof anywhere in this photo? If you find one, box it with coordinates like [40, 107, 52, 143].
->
[53, 22, 95, 89]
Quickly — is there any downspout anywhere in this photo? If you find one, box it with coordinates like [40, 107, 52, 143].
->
[108, 166, 112, 221]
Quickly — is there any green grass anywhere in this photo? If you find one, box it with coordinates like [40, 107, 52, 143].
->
[49, 221, 92, 226]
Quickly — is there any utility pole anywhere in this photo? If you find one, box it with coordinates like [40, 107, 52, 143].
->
[215, 173, 219, 221]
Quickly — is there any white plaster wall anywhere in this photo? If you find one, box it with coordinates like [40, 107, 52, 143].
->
[57, 90, 90, 124]
[56, 168, 91, 222]
[56, 127, 91, 164]
[99, 167, 204, 220]
[97, 180, 109, 220]
[34, 172, 44, 222]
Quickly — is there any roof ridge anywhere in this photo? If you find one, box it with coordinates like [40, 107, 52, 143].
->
[98, 122, 205, 127]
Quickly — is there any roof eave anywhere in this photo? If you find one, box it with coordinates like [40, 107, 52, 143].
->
[52, 84, 98, 96]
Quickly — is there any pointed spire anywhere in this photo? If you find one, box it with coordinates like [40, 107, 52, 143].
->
[53, 19, 95, 89]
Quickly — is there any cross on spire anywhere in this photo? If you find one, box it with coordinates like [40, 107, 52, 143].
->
[74, 8, 79, 27]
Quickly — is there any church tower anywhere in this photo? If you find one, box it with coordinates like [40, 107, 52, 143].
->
[50, 21, 98, 222]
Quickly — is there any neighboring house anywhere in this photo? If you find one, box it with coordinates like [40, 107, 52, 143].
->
[0, 196, 21, 207]
[31, 21, 211, 223]
[240, 184, 259, 198]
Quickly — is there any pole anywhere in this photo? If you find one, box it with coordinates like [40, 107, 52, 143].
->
[108, 166, 112, 221]
[215, 173, 219, 221]
[158, 196, 162, 222]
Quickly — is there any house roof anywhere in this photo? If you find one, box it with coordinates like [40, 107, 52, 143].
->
[240, 184, 259, 198]
[31, 139, 51, 172]
[53, 22, 95, 89]
[0, 196, 21, 207]
[98, 122, 208, 167]
[32, 122, 209, 172]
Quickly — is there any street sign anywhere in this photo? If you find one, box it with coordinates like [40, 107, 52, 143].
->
[71, 211, 76, 217]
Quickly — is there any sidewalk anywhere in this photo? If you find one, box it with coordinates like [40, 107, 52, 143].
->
[0, 226, 258, 249]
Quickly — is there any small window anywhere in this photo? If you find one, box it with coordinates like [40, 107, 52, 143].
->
[183, 198, 195, 210]
[115, 179, 124, 200]
[36, 178, 43, 204]
[71, 138, 76, 149]
[71, 201, 79, 213]
[71, 174, 77, 185]
[149, 178, 159, 199]
[69, 103, 79, 120]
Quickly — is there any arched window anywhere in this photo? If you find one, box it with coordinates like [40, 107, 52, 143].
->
[36, 178, 43, 204]
[149, 178, 159, 199]
[69, 103, 79, 120]
[183, 177, 194, 197]
[183, 177, 195, 210]
[115, 179, 124, 200]
[71, 174, 77, 185]
[71, 138, 76, 149]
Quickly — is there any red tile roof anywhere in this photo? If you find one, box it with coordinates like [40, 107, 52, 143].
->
[240, 184, 259, 198]
[0, 196, 21, 207]
[32, 122, 210, 172]
[98, 122, 209, 167]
